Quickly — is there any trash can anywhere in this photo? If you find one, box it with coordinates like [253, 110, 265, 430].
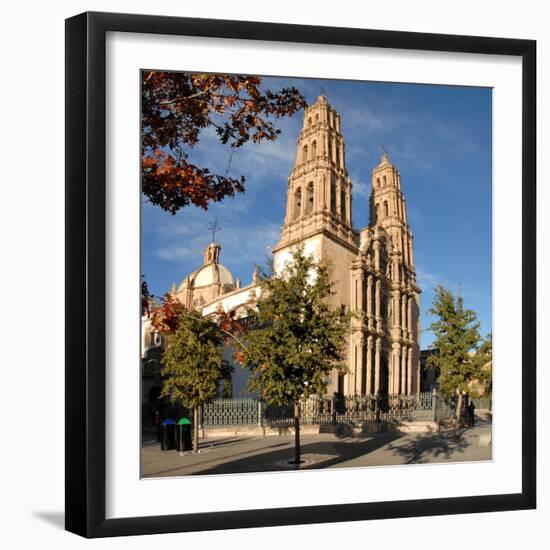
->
[160, 419, 176, 450]
[176, 417, 192, 452]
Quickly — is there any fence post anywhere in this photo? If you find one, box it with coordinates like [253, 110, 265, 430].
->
[199, 404, 204, 430]
[331, 393, 336, 425]
[375, 393, 381, 424]
[431, 387, 438, 422]
[257, 400, 263, 428]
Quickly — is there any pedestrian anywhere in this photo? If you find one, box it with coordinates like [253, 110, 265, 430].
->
[468, 401, 476, 427]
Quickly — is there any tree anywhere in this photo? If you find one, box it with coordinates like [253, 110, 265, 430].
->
[427, 286, 482, 426]
[161, 311, 231, 452]
[241, 247, 350, 464]
[142, 72, 306, 214]
[473, 332, 493, 396]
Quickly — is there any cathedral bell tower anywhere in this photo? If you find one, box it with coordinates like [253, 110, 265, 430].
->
[348, 150, 421, 397]
[273, 96, 360, 394]
[272, 98, 421, 397]
[273, 95, 357, 256]
[369, 150, 415, 276]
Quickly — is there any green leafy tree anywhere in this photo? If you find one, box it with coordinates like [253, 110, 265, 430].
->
[427, 286, 481, 425]
[242, 247, 350, 464]
[161, 311, 231, 452]
[473, 332, 493, 396]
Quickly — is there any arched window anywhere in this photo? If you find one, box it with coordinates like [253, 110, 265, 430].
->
[383, 175, 387, 186]
[331, 180, 337, 214]
[308, 117, 312, 126]
[315, 113, 319, 123]
[302, 145, 308, 162]
[312, 140, 317, 159]
[305, 182, 314, 214]
[376, 177, 381, 188]
[294, 187, 302, 220]
[384, 201, 389, 217]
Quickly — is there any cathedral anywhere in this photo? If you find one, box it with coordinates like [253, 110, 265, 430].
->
[142, 95, 421, 397]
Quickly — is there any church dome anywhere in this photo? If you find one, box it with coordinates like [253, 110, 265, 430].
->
[193, 262, 234, 288]
[176, 241, 235, 293]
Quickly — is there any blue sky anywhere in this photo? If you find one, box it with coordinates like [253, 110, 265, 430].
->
[141, 76, 492, 348]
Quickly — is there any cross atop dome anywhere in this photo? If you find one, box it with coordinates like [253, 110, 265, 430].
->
[380, 146, 391, 165]
[208, 219, 221, 243]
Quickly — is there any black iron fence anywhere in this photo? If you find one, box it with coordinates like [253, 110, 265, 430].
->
[200, 390, 463, 428]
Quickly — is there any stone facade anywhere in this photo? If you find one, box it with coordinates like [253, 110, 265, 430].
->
[143, 95, 421, 396]
[272, 96, 421, 395]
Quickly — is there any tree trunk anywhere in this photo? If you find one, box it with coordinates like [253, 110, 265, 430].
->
[293, 399, 301, 464]
[193, 405, 199, 454]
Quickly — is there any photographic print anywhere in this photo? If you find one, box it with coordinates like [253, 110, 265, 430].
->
[140, 71, 493, 478]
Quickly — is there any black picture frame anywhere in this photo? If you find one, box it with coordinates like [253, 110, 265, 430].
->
[65, 11, 536, 538]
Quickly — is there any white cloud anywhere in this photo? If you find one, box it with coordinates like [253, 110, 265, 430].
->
[350, 172, 371, 201]
[415, 266, 450, 293]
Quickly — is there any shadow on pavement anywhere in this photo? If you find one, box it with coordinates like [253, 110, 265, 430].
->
[190, 433, 402, 476]
[142, 440, 291, 477]
[386, 430, 471, 464]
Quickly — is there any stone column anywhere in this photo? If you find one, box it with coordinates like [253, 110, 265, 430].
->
[407, 346, 413, 394]
[407, 296, 413, 340]
[393, 291, 400, 328]
[367, 275, 373, 322]
[401, 346, 408, 395]
[375, 279, 381, 320]
[401, 293, 407, 337]
[366, 335, 373, 395]
[355, 269, 364, 312]
[391, 344, 401, 395]
[336, 180, 342, 217]
[285, 186, 291, 225]
[374, 338, 381, 393]
[408, 235, 414, 269]
[355, 335, 364, 395]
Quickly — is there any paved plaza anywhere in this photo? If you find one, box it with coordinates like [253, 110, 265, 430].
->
[141, 420, 492, 478]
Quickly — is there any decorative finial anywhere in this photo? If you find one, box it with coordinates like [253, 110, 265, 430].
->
[208, 219, 221, 243]
[381, 145, 389, 163]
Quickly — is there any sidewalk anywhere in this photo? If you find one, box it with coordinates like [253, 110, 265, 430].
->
[141, 420, 492, 478]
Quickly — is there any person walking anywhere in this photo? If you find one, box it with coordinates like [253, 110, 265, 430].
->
[468, 400, 476, 427]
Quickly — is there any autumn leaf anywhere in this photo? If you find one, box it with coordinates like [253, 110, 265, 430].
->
[142, 71, 306, 214]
